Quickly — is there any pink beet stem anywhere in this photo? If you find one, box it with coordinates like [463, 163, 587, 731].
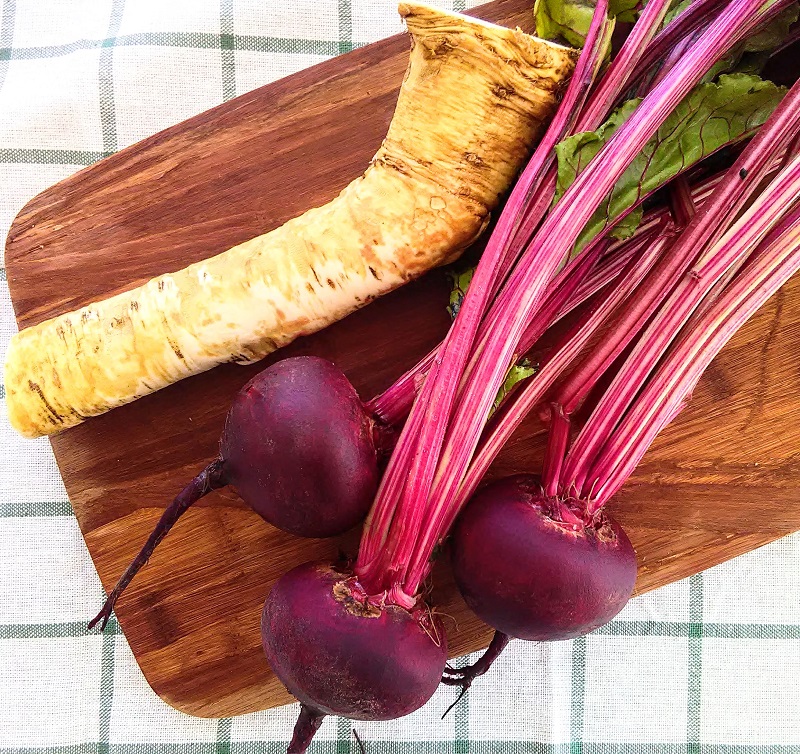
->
[668, 175, 698, 229]
[590, 198, 800, 506]
[542, 404, 572, 499]
[576, 0, 673, 132]
[583, 152, 800, 508]
[454, 231, 669, 525]
[368, 209, 660, 429]
[645, 32, 701, 95]
[563, 81, 800, 495]
[503, 0, 672, 272]
[537, 179, 698, 487]
[400, 0, 767, 597]
[372, 2, 614, 594]
[355, 1, 612, 590]
[626, 0, 783, 100]
[365, 1, 736, 431]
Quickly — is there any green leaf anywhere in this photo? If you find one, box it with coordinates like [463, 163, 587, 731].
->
[611, 0, 640, 23]
[446, 266, 475, 319]
[661, 1, 797, 46]
[609, 205, 643, 241]
[535, 0, 597, 47]
[702, 5, 799, 81]
[742, 4, 798, 52]
[660, 2, 798, 81]
[660, 0, 693, 30]
[491, 361, 538, 415]
[534, 0, 636, 47]
[554, 73, 786, 255]
[446, 269, 536, 413]
[731, 50, 773, 77]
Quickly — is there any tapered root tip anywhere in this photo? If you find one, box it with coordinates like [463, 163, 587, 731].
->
[87, 598, 115, 631]
[441, 684, 469, 720]
[439, 631, 511, 712]
[86, 458, 228, 633]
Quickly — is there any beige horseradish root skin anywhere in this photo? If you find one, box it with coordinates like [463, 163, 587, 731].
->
[5, 3, 576, 439]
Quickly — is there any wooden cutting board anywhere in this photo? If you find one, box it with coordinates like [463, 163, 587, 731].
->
[6, 0, 800, 719]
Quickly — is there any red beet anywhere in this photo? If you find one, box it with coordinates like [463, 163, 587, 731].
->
[224, 357, 381, 538]
[262, 561, 447, 753]
[89, 356, 384, 630]
[451, 474, 637, 642]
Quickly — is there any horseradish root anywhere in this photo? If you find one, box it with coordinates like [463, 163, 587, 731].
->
[4, 2, 575, 438]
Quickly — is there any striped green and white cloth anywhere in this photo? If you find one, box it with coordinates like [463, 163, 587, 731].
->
[1, 1, 799, 752]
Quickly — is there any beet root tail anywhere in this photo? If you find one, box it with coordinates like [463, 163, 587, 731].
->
[87, 458, 227, 631]
[441, 631, 510, 690]
[287, 704, 326, 754]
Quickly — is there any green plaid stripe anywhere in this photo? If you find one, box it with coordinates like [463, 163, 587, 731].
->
[3, 614, 797, 641]
[0, 33, 350, 60]
[99, 0, 125, 155]
[220, 0, 235, 102]
[336, 716, 350, 754]
[0, 148, 109, 164]
[0, 0, 15, 91]
[452, 655, 470, 753]
[570, 638, 586, 754]
[0, 499, 73, 516]
[216, 718, 232, 754]
[0, 619, 121, 640]
[337, 0, 353, 55]
[1, 744, 799, 754]
[98, 632, 116, 754]
[687, 575, 703, 754]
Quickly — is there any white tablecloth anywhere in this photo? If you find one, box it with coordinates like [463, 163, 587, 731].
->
[1, 1, 799, 751]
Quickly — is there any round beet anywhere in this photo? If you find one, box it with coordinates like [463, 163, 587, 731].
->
[451, 474, 637, 642]
[222, 357, 379, 537]
[89, 356, 384, 631]
[262, 561, 447, 725]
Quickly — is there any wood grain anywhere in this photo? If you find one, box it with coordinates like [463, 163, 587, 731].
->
[6, 0, 800, 719]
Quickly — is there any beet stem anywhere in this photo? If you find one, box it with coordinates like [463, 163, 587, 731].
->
[562, 88, 800, 494]
[365, 181, 709, 433]
[356, 1, 613, 593]
[399, 0, 768, 596]
[542, 405, 571, 499]
[576, 0, 672, 133]
[589, 194, 800, 507]
[419, 231, 667, 576]
[287, 704, 326, 754]
[359, 6, 613, 593]
[626, 0, 741, 98]
[87, 458, 227, 631]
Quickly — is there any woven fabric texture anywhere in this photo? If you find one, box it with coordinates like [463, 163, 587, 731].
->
[1, 1, 799, 752]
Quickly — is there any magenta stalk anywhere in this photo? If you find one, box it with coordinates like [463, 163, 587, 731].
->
[354, 1, 613, 587]
[399, 0, 769, 597]
[563, 83, 800, 494]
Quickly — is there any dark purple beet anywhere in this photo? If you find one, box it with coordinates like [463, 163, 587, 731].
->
[89, 356, 383, 631]
[223, 356, 380, 538]
[451, 474, 637, 642]
[262, 561, 447, 752]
